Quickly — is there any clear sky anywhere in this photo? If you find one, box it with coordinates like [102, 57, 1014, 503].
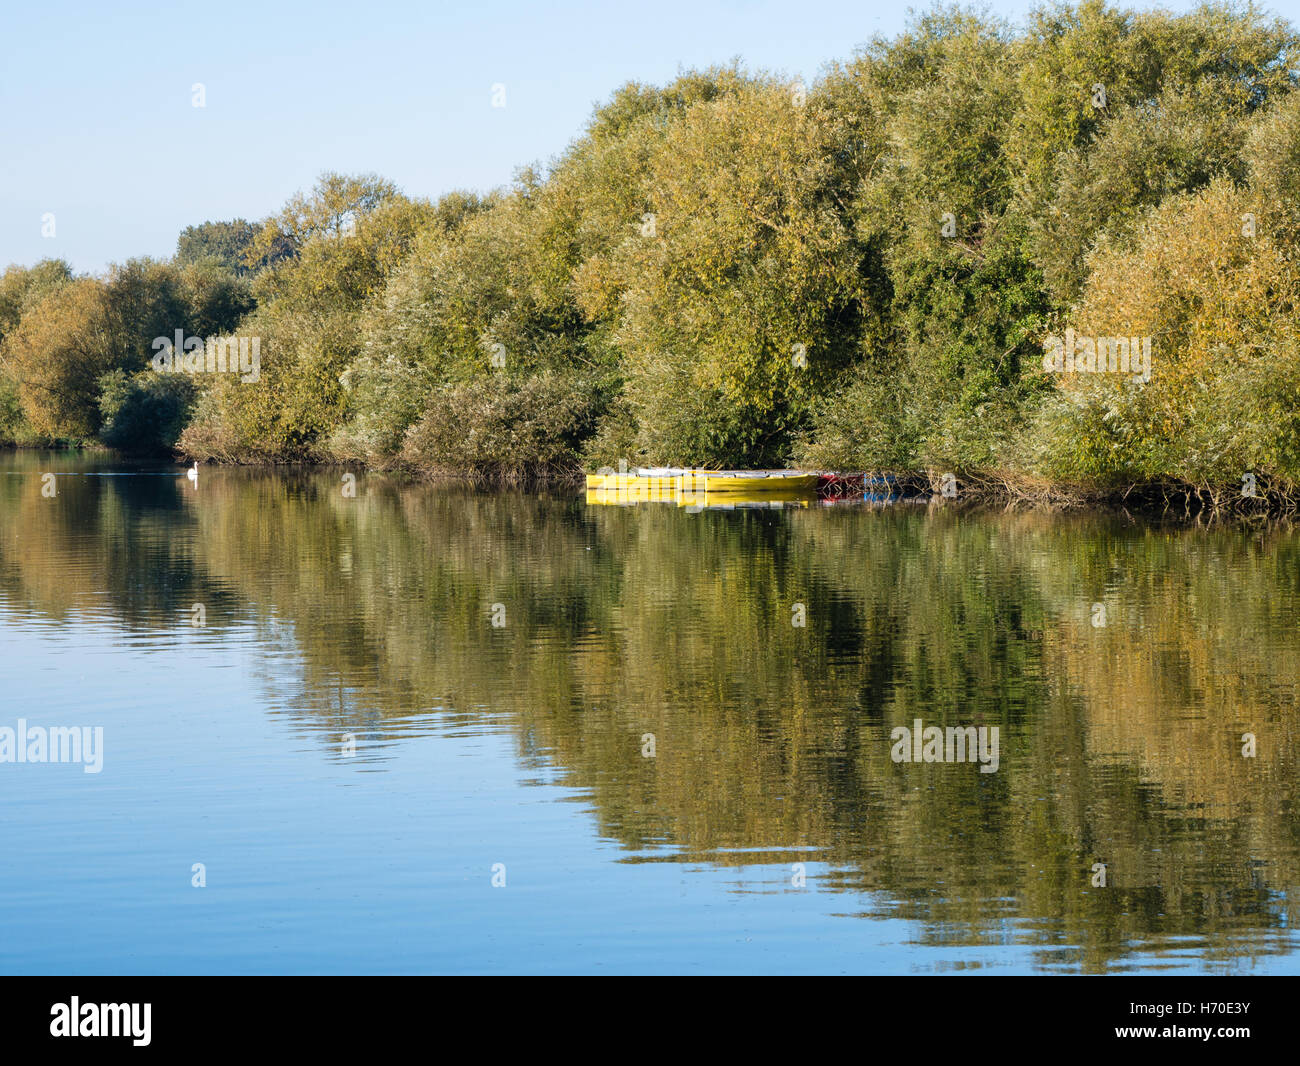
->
[0, 0, 1281, 273]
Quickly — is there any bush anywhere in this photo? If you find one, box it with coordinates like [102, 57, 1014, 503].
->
[0, 371, 28, 444]
[399, 371, 608, 479]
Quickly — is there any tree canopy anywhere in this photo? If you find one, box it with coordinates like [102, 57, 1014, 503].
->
[4, 2, 1300, 496]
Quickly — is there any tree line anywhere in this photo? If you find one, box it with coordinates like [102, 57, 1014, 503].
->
[4, 1, 1300, 495]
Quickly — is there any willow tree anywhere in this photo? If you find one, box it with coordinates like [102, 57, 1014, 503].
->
[3, 279, 113, 438]
[594, 75, 873, 467]
[181, 174, 433, 461]
[1023, 177, 1300, 486]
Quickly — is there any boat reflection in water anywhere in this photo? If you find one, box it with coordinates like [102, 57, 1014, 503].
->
[586, 486, 812, 510]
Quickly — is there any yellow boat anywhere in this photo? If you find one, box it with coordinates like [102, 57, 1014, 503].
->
[584, 468, 818, 502]
[677, 470, 818, 493]
[584, 467, 686, 491]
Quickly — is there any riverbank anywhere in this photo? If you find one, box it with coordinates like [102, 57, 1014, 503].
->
[6, 443, 1297, 521]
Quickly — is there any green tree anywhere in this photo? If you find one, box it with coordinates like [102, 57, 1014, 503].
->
[175, 219, 261, 274]
[181, 174, 433, 461]
[3, 279, 114, 437]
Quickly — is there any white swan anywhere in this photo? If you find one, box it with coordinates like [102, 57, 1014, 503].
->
[186, 461, 198, 485]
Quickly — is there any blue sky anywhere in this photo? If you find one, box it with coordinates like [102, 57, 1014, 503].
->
[0, 0, 1283, 273]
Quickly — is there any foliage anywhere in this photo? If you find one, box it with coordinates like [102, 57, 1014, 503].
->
[175, 219, 261, 274]
[97, 369, 197, 453]
[180, 175, 436, 461]
[399, 370, 608, 479]
[5, 3, 1300, 490]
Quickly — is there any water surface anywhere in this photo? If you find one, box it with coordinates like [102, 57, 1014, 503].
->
[2, 451, 1298, 974]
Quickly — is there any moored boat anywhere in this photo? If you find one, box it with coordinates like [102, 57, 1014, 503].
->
[584, 467, 687, 490]
[677, 469, 818, 493]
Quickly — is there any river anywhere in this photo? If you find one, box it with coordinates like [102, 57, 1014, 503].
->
[2, 450, 1297, 974]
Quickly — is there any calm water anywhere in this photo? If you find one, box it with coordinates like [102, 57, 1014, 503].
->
[2, 450, 1298, 975]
